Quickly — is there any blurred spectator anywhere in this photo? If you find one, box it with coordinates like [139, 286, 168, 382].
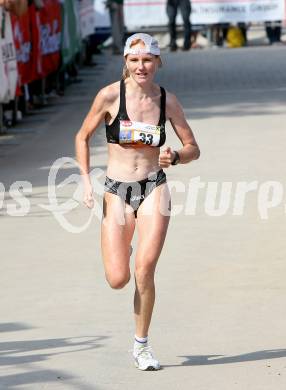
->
[166, 0, 191, 51]
[0, 0, 28, 16]
[212, 23, 247, 47]
[211, 24, 228, 47]
[265, 21, 282, 45]
[226, 25, 245, 48]
[106, 0, 125, 55]
[238, 22, 248, 45]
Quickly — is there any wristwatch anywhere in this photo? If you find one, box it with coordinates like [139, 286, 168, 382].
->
[171, 150, 180, 165]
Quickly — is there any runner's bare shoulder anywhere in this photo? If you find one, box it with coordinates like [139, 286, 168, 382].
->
[165, 90, 182, 120]
[97, 81, 121, 122]
[97, 81, 120, 109]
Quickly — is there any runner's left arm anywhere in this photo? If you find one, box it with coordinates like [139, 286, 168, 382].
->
[159, 92, 200, 167]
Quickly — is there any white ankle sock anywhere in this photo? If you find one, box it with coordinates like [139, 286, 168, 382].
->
[134, 335, 148, 350]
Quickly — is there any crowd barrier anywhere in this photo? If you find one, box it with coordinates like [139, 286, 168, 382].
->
[0, 0, 95, 133]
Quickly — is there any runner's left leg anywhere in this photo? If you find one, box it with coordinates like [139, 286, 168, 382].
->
[134, 183, 171, 337]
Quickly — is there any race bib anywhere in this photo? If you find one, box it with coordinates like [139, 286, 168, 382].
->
[119, 120, 160, 146]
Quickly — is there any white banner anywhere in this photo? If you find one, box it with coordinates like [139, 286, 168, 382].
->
[191, 0, 285, 24]
[0, 9, 18, 103]
[0, 46, 9, 103]
[80, 0, 96, 38]
[94, 0, 111, 28]
[95, 0, 285, 29]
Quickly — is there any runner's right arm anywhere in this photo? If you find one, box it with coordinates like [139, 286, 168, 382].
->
[75, 86, 114, 207]
[75, 87, 111, 182]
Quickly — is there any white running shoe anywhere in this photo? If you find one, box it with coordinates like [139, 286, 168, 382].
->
[133, 346, 161, 371]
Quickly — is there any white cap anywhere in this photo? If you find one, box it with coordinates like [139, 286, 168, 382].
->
[124, 33, 160, 56]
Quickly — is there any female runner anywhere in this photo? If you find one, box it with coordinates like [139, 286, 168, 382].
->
[75, 33, 200, 371]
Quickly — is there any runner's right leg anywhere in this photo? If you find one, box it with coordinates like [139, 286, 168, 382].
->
[101, 192, 136, 289]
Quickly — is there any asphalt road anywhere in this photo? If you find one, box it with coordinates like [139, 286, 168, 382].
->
[1, 45, 286, 389]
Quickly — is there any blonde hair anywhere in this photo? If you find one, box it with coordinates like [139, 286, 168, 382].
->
[122, 38, 162, 80]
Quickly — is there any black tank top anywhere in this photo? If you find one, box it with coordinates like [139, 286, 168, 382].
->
[106, 79, 166, 147]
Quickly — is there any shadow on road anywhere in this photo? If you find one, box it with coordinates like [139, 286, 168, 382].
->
[0, 322, 107, 389]
[0, 322, 32, 333]
[163, 349, 286, 367]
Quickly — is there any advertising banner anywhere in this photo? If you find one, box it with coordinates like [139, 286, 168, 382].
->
[28, 3, 43, 81]
[95, 0, 285, 28]
[39, 0, 61, 77]
[191, 0, 285, 24]
[80, 0, 96, 38]
[61, 0, 82, 66]
[0, 8, 18, 103]
[0, 42, 9, 102]
[11, 10, 32, 87]
[0, 8, 9, 102]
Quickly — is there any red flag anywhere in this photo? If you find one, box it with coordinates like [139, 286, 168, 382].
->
[28, 3, 43, 81]
[11, 11, 32, 87]
[39, 0, 61, 77]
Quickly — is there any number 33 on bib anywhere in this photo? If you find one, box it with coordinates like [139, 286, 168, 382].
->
[119, 120, 161, 146]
